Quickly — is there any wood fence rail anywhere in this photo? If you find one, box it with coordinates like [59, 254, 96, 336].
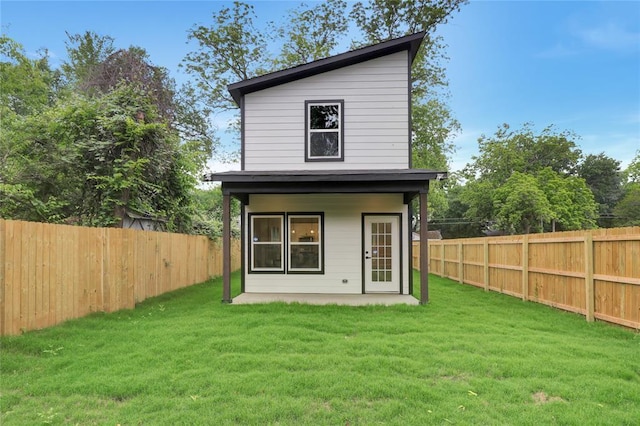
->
[0, 219, 240, 336]
[413, 227, 640, 330]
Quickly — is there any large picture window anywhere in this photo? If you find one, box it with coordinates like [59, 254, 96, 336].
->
[305, 100, 344, 161]
[288, 214, 323, 273]
[249, 213, 324, 274]
[250, 215, 284, 272]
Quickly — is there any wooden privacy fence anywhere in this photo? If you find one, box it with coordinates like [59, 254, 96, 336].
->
[0, 219, 240, 336]
[413, 227, 640, 330]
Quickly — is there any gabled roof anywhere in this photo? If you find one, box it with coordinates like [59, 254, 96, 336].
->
[228, 32, 426, 105]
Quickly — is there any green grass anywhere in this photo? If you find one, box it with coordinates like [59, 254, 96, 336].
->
[1, 272, 639, 425]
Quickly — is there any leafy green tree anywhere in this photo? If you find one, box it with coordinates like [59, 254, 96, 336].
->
[623, 150, 640, 184]
[613, 184, 640, 226]
[0, 36, 62, 116]
[350, 0, 465, 42]
[0, 36, 70, 221]
[62, 31, 115, 87]
[192, 186, 241, 238]
[1, 34, 211, 232]
[536, 167, 598, 231]
[459, 123, 586, 233]
[0, 106, 80, 222]
[493, 172, 553, 234]
[613, 153, 640, 226]
[464, 123, 582, 185]
[65, 33, 216, 166]
[411, 99, 458, 170]
[274, 0, 349, 68]
[430, 177, 483, 238]
[183, 1, 271, 113]
[459, 178, 496, 229]
[577, 153, 623, 227]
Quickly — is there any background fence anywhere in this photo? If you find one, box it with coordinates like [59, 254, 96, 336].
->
[413, 227, 640, 330]
[0, 219, 240, 336]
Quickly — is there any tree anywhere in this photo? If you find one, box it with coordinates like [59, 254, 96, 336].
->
[191, 186, 241, 238]
[613, 153, 640, 226]
[464, 123, 582, 185]
[62, 31, 115, 87]
[613, 184, 640, 226]
[623, 150, 640, 184]
[577, 153, 623, 227]
[536, 167, 598, 231]
[430, 176, 483, 238]
[0, 36, 62, 116]
[492, 172, 553, 234]
[459, 123, 586, 233]
[350, 0, 465, 43]
[0, 36, 70, 222]
[274, 0, 349, 68]
[183, 1, 271, 113]
[65, 32, 216, 166]
[2, 34, 211, 232]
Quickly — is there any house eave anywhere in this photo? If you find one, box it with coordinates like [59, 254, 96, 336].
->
[203, 168, 446, 183]
[203, 169, 446, 204]
[228, 32, 426, 105]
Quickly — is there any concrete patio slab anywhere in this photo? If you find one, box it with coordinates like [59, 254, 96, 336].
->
[231, 293, 420, 306]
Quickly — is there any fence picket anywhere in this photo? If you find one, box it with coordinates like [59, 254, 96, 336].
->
[0, 219, 240, 335]
[415, 227, 640, 330]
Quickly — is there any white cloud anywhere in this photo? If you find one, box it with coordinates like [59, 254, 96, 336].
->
[538, 17, 640, 58]
[575, 21, 640, 52]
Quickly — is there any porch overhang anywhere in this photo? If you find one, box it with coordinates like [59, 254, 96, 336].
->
[203, 169, 447, 204]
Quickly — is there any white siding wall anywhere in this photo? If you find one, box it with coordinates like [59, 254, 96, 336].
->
[244, 52, 410, 171]
[244, 194, 410, 294]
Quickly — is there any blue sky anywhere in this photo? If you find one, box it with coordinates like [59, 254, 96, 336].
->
[2, 0, 639, 174]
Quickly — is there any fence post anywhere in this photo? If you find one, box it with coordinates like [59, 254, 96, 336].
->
[483, 239, 489, 292]
[441, 244, 445, 278]
[458, 242, 463, 283]
[0, 220, 5, 335]
[584, 234, 594, 322]
[522, 235, 529, 301]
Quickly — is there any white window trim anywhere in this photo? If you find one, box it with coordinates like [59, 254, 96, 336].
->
[287, 214, 323, 273]
[250, 214, 284, 272]
[305, 100, 344, 162]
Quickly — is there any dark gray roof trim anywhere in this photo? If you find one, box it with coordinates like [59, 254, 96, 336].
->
[227, 32, 426, 105]
[203, 168, 446, 183]
[204, 169, 445, 204]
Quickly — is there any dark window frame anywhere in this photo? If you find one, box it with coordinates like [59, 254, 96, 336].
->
[248, 213, 285, 274]
[248, 212, 325, 275]
[305, 100, 345, 162]
[287, 213, 325, 274]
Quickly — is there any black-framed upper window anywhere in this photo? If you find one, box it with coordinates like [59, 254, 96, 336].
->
[305, 100, 344, 162]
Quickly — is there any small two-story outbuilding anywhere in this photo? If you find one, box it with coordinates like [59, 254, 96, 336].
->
[205, 32, 446, 304]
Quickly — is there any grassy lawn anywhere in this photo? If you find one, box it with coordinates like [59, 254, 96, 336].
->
[1, 272, 639, 425]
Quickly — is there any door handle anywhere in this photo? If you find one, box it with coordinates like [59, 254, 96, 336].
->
[365, 251, 371, 260]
